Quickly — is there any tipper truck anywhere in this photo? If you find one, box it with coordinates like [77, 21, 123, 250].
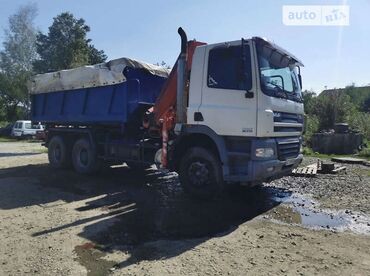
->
[30, 28, 304, 198]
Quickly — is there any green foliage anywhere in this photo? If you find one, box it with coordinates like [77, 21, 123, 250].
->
[301, 146, 333, 159]
[155, 61, 172, 69]
[315, 90, 357, 130]
[0, 121, 9, 128]
[0, 137, 17, 142]
[33, 12, 107, 73]
[358, 148, 370, 159]
[0, 105, 6, 121]
[0, 71, 31, 120]
[0, 4, 38, 121]
[302, 146, 361, 159]
[0, 7, 108, 123]
[303, 85, 370, 142]
[303, 114, 319, 144]
[302, 90, 317, 114]
[347, 112, 370, 140]
[343, 84, 370, 112]
[0, 3, 38, 73]
[301, 146, 314, 155]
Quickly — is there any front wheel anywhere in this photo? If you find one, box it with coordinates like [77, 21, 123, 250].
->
[179, 147, 224, 199]
[72, 138, 100, 174]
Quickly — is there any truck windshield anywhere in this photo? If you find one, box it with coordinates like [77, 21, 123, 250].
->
[256, 44, 302, 102]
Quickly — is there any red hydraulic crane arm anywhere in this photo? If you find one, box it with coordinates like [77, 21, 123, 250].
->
[151, 28, 206, 168]
[153, 40, 206, 127]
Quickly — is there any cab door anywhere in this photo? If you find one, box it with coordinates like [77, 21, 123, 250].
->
[198, 40, 258, 136]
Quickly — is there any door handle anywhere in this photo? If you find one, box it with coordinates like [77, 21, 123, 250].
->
[245, 91, 254, 98]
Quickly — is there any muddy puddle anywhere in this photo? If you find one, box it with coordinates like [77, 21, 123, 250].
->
[59, 168, 369, 272]
[78, 173, 369, 263]
[74, 242, 118, 276]
[265, 190, 370, 235]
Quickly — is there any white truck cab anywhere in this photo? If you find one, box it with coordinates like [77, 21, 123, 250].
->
[176, 36, 304, 189]
[188, 37, 304, 136]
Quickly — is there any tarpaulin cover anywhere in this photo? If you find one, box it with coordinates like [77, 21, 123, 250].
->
[29, 57, 170, 94]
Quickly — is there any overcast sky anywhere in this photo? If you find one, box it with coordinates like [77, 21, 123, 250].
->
[0, 0, 369, 93]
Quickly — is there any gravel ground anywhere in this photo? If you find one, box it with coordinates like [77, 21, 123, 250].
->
[0, 141, 369, 276]
[269, 157, 370, 213]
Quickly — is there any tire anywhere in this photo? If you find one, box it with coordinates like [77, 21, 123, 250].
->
[72, 138, 100, 174]
[48, 135, 71, 169]
[179, 147, 224, 199]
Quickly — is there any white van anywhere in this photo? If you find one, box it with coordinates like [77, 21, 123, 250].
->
[11, 120, 44, 139]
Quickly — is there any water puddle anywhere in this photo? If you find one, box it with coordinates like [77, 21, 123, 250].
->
[265, 192, 370, 235]
[74, 242, 117, 276]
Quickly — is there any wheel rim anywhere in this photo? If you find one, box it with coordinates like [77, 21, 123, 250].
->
[188, 161, 211, 187]
[79, 148, 89, 167]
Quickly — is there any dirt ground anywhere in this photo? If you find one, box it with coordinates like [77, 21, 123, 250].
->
[0, 141, 369, 276]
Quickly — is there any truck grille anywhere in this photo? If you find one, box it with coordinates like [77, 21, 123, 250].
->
[276, 137, 300, 161]
[273, 112, 303, 133]
[274, 112, 303, 124]
[274, 126, 303, 132]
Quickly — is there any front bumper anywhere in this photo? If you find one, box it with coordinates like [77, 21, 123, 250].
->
[223, 153, 303, 183]
[249, 153, 303, 181]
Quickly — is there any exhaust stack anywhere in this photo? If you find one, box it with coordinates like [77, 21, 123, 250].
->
[176, 27, 188, 123]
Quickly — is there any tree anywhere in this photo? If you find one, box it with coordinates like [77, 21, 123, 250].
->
[33, 12, 107, 73]
[155, 61, 172, 69]
[362, 97, 370, 113]
[302, 90, 317, 114]
[314, 90, 357, 130]
[343, 84, 370, 112]
[0, 3, 38, 121]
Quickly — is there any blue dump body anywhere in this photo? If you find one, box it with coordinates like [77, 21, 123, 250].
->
[31, 67, 167, 125]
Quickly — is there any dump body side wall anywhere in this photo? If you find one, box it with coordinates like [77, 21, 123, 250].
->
[31, 68, 167, 126]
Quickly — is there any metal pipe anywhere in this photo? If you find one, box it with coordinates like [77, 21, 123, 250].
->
[176, 27, 188, 123]
[178, 27, 187, 55]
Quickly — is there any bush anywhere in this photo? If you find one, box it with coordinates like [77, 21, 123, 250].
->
[303, 115, 319, 145]
[348, 112, 370, 140]
[358, 148, 370, 158]
[315, 92, 357, 130]
[0, 121, 9, 128]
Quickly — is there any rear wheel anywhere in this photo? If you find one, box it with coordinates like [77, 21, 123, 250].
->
[179, 147, 223, 199]
[72, 138, 100, 174]
[48, 135, 71, 169]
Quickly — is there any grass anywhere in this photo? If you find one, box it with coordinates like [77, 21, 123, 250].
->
[302, 146, 370, 161]
[0, 137, 43, 143]
[0, 137, 17, 142]
[35, 148, 48, 154]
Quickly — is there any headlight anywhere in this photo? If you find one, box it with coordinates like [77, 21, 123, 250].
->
[255, 148, 274, 158]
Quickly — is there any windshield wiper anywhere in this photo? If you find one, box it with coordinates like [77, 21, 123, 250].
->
[271, 84, 289, 99]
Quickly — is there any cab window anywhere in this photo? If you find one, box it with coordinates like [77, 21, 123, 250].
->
[207, 45, 252, 91]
